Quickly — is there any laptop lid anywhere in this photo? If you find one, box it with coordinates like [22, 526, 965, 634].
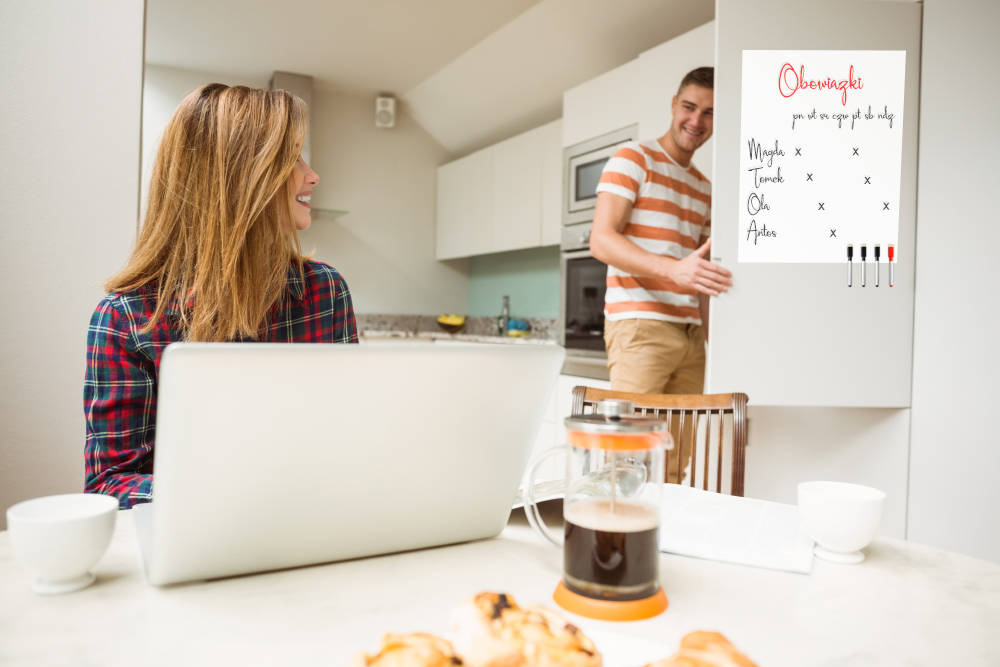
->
[143, 341, 564, 585]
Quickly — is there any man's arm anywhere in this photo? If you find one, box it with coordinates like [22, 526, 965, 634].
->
[589, 192, 732, 296]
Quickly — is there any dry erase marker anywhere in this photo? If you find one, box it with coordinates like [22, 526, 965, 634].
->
[888, 245, 895, 287]
[847, 243, 853, 287]
[861, 244, 867, 287]
[874, 244, 881, 287]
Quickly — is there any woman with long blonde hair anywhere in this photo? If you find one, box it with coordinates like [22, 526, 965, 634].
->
[84, 84, 357, 508]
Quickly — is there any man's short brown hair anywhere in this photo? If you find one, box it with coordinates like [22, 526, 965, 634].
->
[677, 67, 714, 94]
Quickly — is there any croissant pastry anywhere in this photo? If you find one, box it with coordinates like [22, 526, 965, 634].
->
[643, 631, 757, 667]
[451, 592, 601, 667]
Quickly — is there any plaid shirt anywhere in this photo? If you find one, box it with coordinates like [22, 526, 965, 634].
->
[84, 260, 358, 509]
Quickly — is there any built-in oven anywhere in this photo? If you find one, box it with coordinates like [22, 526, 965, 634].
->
[563, 124, 637, 225]
[558, 125, 636, 379]
[559, 222, 610, 379]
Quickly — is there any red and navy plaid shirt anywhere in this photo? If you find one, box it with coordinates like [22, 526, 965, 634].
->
[84, 260, 358, 509]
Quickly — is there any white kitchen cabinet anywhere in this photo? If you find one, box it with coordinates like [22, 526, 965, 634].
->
[492, 126, 542, 252]
[435, 148, 493, 260]
[637, 21, 715, 177]
[562, 59, 640, 148]
[539, 119, 563, 246]
[436, 118, 563, 259]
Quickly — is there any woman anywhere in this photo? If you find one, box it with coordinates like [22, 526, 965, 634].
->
[84, 84, 357, 509]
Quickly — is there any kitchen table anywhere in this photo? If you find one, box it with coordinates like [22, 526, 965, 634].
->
[1, 504, 997, 665]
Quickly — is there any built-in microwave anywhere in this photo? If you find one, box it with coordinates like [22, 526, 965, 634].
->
[563, 124, 638, 225]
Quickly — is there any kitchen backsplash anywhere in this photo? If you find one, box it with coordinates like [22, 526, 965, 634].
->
[357, 313, 557, 340]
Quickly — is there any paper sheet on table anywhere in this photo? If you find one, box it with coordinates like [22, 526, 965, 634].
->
[659, 483, 814, 574]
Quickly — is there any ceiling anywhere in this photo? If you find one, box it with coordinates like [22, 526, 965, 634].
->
[146, 0, 713, 156]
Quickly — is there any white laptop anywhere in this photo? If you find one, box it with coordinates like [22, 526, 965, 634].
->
[133, 341, 565, 586]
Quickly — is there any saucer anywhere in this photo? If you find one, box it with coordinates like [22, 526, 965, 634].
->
[814, 546, 865, 564]
[32, 571, 96, 595]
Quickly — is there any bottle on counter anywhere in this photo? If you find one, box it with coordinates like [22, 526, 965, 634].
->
[498, 295, 510, 335]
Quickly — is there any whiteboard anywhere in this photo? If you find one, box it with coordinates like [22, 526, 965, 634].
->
[738, 50, 906, 263]
[706, 0, 921, 407]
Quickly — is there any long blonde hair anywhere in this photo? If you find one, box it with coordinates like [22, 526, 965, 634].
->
[108, 83, 307, 341]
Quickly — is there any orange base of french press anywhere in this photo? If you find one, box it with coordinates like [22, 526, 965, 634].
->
[553, 581, 668, 622]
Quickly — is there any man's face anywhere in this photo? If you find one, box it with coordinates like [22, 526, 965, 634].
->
[669, 84, 714, 154]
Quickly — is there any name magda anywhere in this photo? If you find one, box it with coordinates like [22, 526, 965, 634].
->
[746, 220, 776, 244]
[747, 138, 784, 167]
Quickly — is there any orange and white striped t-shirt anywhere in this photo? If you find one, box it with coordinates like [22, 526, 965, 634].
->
[596, 139, 711, 324]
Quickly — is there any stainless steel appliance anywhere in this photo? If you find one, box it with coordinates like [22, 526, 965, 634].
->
[560, 222, 610, 379]
[558, 125, 637, 380]
[563, 124, 637, 225]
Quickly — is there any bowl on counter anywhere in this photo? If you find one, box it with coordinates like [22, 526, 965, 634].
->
[6, 493, 119, 594]
[797, 481, 886, 564]
[436, 314, 466, 334]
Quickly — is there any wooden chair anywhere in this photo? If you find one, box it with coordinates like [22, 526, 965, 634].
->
[571, 386, 749, 496]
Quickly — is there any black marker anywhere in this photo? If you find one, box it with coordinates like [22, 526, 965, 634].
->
[847, 243, 854, 287]
[861, 244, 867, 287]
[874, 244, 881, 287]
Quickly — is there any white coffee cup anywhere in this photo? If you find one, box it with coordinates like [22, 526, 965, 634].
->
[6, 493, 118, 594]
[797, 481, 885, 564]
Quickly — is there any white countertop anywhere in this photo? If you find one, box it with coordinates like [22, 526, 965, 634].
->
[1, 507, 998, 665]
[360, 329, 558, 345]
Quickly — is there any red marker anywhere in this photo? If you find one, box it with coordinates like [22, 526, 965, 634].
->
[888, 245, 895, 287]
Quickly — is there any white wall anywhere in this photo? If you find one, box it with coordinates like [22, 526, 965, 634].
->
[302, 87, 468, 315]
[0, 1, 144, 528]
[141, 65, 268, 220]
[746, 408, 910, 538]
[908, 0, 1000, 563]
[142, 68, 469, 316]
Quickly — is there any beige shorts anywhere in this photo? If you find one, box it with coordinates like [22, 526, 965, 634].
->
[604, 318, 705, 395]
[604, 318, 706, 484]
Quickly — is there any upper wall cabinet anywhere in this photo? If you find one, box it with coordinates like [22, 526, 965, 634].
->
[562, 60, 640, 148]
[637, 21, 715, 178]
[436, 119, 562, 260]
[436, 148, 493, 259]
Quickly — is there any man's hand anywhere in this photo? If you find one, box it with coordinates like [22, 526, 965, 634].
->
[667, 239, 733, 296]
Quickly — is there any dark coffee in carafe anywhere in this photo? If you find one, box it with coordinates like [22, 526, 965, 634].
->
[563, 498, 660, 601]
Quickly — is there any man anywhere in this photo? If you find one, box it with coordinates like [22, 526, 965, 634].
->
[590, 67, 732, 478]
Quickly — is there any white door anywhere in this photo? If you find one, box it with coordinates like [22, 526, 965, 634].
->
[707, 0, 921, 407]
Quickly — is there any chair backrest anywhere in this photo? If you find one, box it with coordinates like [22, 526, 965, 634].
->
[571, 387, 749, 496]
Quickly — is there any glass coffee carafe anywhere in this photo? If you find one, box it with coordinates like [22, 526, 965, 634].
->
[524, 399, 672, 621]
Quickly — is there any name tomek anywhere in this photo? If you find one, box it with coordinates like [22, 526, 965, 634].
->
[747, 166, 784, 188]
[746, 220, 777, 244]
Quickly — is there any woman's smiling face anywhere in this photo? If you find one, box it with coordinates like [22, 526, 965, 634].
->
[289, 156, 319, 231]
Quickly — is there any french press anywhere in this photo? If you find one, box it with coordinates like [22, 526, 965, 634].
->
[524, 398, 672, 621]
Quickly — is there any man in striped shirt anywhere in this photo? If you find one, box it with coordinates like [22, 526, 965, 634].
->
[590, 67, 733, 396]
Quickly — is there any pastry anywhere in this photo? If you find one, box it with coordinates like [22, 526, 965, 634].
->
[643, 631, 757, 667]
[451, 592, 601, 667]
[351, 632, 464, 666]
